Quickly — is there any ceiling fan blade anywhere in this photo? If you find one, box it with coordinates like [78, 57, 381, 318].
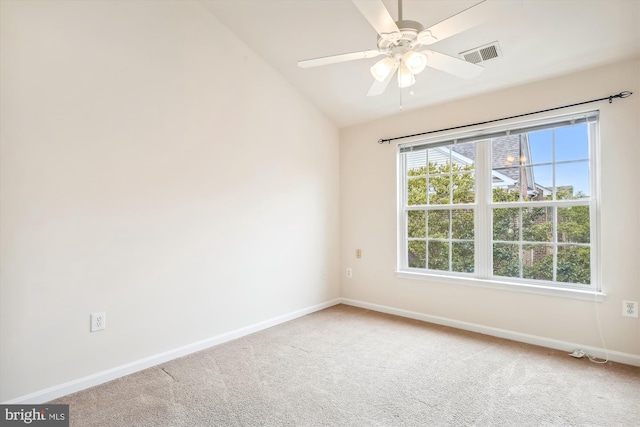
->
[417, 0, 502, 45]
[351, 0, 401, 41]
[298, 49, 383, 68]
[367, 64, 398, 96]
[423, 50, 483, 79]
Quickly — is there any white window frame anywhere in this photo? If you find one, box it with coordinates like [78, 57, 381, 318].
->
[396, 111, 605, 302]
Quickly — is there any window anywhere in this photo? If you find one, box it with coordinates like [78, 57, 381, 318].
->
[398, 112, 599, 293]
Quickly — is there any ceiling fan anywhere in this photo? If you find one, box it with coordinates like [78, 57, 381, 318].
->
[297, 0, 500, 96]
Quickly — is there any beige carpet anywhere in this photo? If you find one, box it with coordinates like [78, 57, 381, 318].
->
[52, 304, 640, 426]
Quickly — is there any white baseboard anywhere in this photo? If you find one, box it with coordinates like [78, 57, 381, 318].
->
[4, 298, 342, 404]
[340, 298, 640, 367]
[8, 296, 637, 404]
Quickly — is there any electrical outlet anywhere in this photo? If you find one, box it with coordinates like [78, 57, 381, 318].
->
[91, 312, 106, 332]
[356, 249, 362, 259]
[623, 301, 638, 318]
[346, 268, 353, 278]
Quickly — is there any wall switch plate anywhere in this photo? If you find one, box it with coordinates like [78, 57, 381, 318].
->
[346, 268, 352, 278]
[91, 312, 106, 332]
[622, 301, 638, 318]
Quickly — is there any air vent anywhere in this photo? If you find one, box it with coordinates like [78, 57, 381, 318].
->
[460, 41, 501, 64]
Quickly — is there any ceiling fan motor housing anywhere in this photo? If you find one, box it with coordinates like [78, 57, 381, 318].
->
[377, 20, 424, 52]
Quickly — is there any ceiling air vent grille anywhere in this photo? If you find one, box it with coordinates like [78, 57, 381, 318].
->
[460, 42, 501, 64]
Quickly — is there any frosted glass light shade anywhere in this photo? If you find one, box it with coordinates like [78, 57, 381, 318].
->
[398, 62, 415, 88]
[370, 57, 396, 82]
[403, 51, 427, 74]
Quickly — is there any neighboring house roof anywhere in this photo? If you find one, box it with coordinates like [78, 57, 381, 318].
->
[452, 134, 529, 183]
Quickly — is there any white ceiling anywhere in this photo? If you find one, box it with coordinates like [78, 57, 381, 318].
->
[201, 0, 640, 128]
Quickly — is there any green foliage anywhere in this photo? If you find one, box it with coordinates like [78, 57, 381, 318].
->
[492, 243, 519, 278]
[522, 245, 554, 281]
[522, 207, 553, 242]
[428, 241, 449, 270]
[407, 159, 591, 285]
[557, 206, 590, 243]
[407, 163, 474, 206]
[492, 187, 520, 203]
[557, 246, 591, 284]
[490, 192, 590, 285]
[406, 162, 474, 273]
[452, 242, 474, 273]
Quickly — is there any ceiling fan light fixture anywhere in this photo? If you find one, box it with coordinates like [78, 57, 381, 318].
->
[370, 57, 396, 82]
[397, 62, 415, 88]
[403, 51, 427, 74]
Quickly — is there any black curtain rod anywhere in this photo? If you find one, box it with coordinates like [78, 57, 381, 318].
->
[377, 91, 633, 144]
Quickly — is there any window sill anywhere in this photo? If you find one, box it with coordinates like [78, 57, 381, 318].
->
[395, 270, 606, 302]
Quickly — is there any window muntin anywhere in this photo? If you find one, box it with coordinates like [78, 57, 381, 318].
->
[399, 112, 598, 292]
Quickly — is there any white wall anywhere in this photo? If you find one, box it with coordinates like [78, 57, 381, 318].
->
[340, 59, 640, 358]
[0, 0, 340, 402]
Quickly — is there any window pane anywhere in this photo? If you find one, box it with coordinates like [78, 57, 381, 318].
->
[408, 240, 426, 268]
[408, 177, 427, 205]
[450, 141, 476, 169]
[556, 161, 589, 199]
[407, 151, 426, 176]
[520, 165, 553, 202]
[493, 208, 520, 241]
[557, 245, 591, 284]
[428, 210, 449, 238]
[428, 174, 450, 205]
[518, 166, 534, 201]
[428, 241, 449, 271]
[452, 242, 474, 273]
[530, 165, 553, 200]
[452, 172, 475, 203]
[522, 244, 553, 281]
[493, 243, 519, 278]
[428, 146, 451, 172]
[452, 209, 474, 239]
[492, 167, 520, 202]
[556, 124, 589, 162]
[522, 207, 553, 242]
[407, 210, 426, 238]
[492, 135, 526, 168]
[557, 206, 590, 243]
[528, 129, 553, 164]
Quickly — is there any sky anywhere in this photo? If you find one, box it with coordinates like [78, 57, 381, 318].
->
[527, 123, 590, 198]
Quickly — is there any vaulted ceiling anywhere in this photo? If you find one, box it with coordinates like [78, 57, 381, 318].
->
[202, 0, 640, 128]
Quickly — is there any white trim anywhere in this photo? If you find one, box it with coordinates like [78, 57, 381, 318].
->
[395, 270, 606, 302]
[3, 299, 342, 404]
[340, 298, 639, 367]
